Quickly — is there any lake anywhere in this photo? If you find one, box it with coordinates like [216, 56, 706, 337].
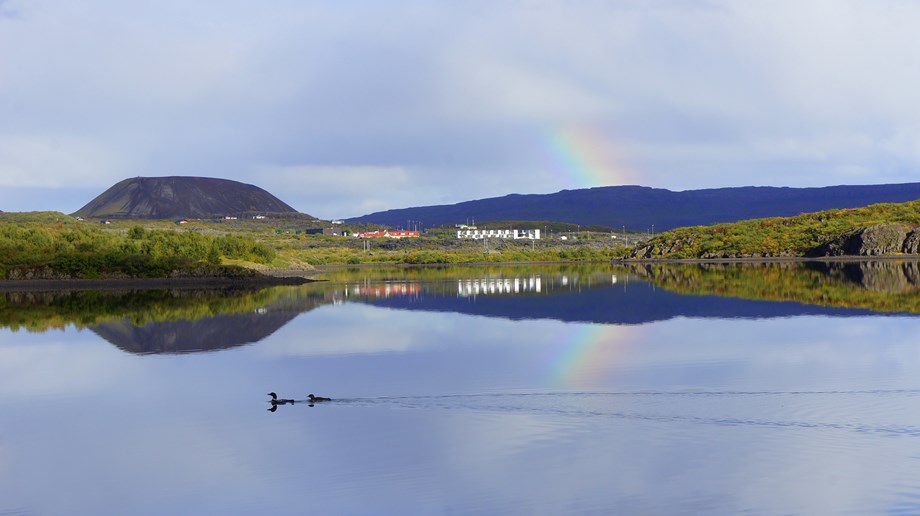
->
[2, 261, 920, 514]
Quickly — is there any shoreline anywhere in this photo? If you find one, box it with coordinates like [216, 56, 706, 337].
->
[313, 255, 920, 270]
[310, 260, 583, 271]
[0, 274, 313, 292]
[618, 255, 920, 264]
[2, 255, 918, 291]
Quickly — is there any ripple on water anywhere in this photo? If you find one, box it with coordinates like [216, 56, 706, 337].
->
[252, 389, 920, 514]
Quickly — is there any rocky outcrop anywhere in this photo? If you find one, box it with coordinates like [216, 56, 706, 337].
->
[6, 266, 76, 280]
[904, 230, 920, 254]
[627, 222, 920, 260]
[628, 239, 796, 260]
[809, 224, 920, 257]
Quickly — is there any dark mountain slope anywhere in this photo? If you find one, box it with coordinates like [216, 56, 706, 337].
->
[347, 183, 920, 231]
[73, 176, 303, 219]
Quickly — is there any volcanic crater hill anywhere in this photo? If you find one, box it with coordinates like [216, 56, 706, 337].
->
[73, 176, 306, 219]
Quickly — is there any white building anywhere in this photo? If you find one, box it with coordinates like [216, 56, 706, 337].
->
[456, 228, 541, 240]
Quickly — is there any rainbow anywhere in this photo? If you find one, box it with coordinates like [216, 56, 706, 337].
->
[545, 125, 639, 188]
[547, 324, 637, 388]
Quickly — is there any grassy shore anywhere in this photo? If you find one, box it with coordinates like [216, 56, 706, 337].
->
[630, 199, 920, 259]
[0, 212, 632, 280]
[8, 197, 920, 282]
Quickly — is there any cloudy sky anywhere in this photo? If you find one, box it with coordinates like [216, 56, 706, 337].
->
[1, 0, 919, 219]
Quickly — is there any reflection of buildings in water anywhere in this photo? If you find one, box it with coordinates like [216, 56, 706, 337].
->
[457, 276, 542, 297]
[329, 277, 550, 301]
[344, 283, 422, 299]
[326, 272, 624, 302]
[325, 271, 621, 303]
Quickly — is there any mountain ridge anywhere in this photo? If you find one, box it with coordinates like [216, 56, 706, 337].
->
[347, 183, 920, 231]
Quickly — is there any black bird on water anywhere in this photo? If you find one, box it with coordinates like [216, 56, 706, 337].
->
[308, 394, 332, 403]
[268, 392, 295, 404]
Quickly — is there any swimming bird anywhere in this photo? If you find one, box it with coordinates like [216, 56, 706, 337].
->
[268, 392, 295, 404]
[308, 394, 332, 402]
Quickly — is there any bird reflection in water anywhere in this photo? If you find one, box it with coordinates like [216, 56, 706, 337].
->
[266, 392, 333, 411]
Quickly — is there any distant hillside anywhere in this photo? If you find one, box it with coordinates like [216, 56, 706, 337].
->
[347, 184, 920, 231]
[73, 176, 304, 219]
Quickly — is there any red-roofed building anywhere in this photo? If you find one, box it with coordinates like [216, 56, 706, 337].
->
[355, 230, 420, 239]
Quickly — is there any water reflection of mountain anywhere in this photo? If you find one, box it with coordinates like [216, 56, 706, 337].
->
[89, 288, 330, 354]
[331, 261, 920, 323]
[4, 261, 919, 352]
[350, 276, 881, 325]
[0, 287, 329, 354]
[91, 311, 303, 354]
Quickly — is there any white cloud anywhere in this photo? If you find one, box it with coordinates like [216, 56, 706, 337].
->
[254, 164, 421, 219]
[2, 0, 920, 215]
[253, 161, 569, 219]
[0, 136, 124, 188]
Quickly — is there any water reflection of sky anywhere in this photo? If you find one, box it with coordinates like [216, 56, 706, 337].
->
[2, 277, 920, 513]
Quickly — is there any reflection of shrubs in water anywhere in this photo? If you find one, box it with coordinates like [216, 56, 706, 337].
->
[0, 287, 290, 333]
[635, 260, 920, 313]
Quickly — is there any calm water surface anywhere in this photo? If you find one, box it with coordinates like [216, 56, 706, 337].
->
[2, 262, 920, 514]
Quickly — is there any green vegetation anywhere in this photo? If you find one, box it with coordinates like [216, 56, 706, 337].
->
[272, 232, 626, 266]
[0, 212, 275, 279]
[314, 262, 617, 283]
[8, 197, 920, 277]
[633, 200, 920, 258]
[0, 212, 634, 278]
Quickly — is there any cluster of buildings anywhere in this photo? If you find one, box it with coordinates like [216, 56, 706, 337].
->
[455, 226, 540, 240]
[305, 223, 542, 240]
[353, 230, 420, 239]
[303, 228, 420, 238]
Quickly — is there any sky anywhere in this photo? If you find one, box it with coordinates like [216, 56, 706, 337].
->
[1, 0, 920, 220]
